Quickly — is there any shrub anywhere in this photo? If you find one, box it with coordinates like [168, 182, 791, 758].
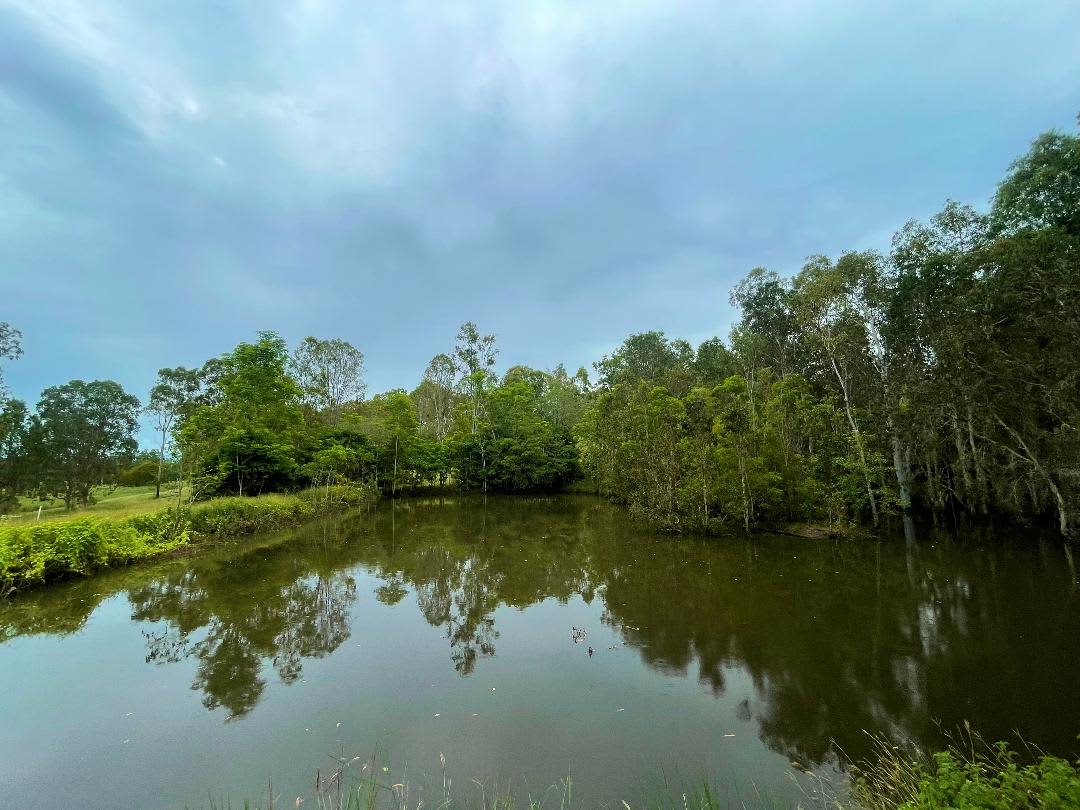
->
[851, 734, 1080, 810]
[117, 460, 160, 487]
[0, 514, 189, 590]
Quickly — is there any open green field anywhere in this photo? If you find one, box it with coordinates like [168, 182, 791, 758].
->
[5, 484, 181, 524]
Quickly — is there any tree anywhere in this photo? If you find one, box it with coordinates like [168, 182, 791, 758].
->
[453, 322, 498, 435]
[147, 367, 200, 498]
[730, 269, 800, 378]
[594, 331, 694, 394]
[0, 322, 22, 398]
[791, 254, 883, 527]
[0, 398, 29, 511]
[991, 128, 1080, 236]
[36, 380, 140, 508]
[180, 333, 304, 497]
[290, 337, 366, 424]
[414, 353, 458, 441]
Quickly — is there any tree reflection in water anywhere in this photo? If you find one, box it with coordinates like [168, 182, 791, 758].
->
[2, 495, 1077, 765]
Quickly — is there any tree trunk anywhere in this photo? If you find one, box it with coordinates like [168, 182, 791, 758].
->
[891, 430, 912, 512]
[155, 430, 166, 499]
[830, 354, 878, 527]
[993, 414, 1070, 537]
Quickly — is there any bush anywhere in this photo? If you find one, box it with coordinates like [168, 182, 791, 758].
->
[851, 734, 1080, 810]
[901, 748, 1080, 809]
[117, 460, 161, 487]
[0, 514, 189, 590]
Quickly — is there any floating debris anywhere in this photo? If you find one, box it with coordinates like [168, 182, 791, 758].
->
[616, 708, 625, 712]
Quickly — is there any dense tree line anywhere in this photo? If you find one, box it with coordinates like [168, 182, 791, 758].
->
[0, 322, 587, 511]
[0, 120, 1076, 536]
[577, 123, 1080, 536]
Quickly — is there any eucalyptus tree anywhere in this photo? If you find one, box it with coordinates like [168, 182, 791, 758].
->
[791, 254, 882, 527]
[990, 126, 1080, 236]
[0, 322, 22, 397]
[594, 331, 695, 395]
[147, 366, 200, 498]
[729, 269, 801, 378]
[414, 353, 458, 441]
[453, 322, 497, 433]
[290, 337, 366, 424]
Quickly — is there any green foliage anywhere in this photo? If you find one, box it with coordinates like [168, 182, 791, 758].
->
[185, 484, 375, 536]
[0, 484, 378, 592]
[179, 332, 305, 496]
[4, 121, 1078, 536]
[0, 512, 189, 590]
[118, 459, 161, 487]
[903, 748, 1080, 809]
[0, 321, 22, 398]
[852, 736, 1080, 810]
[290, 336, 367, 423]
[34, 379, 141, 508]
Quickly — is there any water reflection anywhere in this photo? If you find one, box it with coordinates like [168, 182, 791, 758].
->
[1, 496, 1077, 766]
[132, 569, 356, 717]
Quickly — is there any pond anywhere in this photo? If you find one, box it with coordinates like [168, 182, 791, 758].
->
[1, 496, 1078, 808]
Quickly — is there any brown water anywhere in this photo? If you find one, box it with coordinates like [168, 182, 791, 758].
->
[0, 495, 1077, 808]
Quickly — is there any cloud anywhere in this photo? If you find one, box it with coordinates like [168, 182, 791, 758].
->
[2, 0, 1080, 435]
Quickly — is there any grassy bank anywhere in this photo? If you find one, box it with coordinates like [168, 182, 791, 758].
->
[0, 484, 378, 594]
[191, 735, 1080, 810]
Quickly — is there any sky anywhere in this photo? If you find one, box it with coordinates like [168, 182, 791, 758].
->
[2, 0, 1079, 443]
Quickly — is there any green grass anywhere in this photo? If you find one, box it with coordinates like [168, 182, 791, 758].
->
[7, 484, 179, 523]
[0, 484, 378, 594]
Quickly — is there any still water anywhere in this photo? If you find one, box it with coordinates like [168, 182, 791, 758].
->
[1, 496, 1078, 808]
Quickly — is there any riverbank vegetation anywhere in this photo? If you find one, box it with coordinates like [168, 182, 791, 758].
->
[0, 484, 375, 592]
[1, 119, 1077, 537]
[193, 735, 1080, 810]
[849, 731, 1080, 810]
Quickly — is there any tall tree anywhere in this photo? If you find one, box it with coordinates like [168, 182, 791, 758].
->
[594, 331, 694, 395]
[414, 353, 458, 441]
[453, 322, 497, 423]
[0, 398, 29, 511]
[36, 380, 140, 508]
[180, 333, 304, 497]
[791, 255, 883, 527]
[990, 127, 1080, 236]
[290, 337, 367, 424]
[146, 367, 200, 498]
[0, 322, 22, 398]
